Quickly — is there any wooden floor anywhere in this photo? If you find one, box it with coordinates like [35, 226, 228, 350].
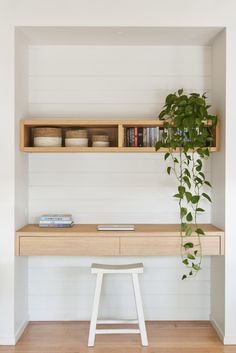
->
[0, 321, 236, 353]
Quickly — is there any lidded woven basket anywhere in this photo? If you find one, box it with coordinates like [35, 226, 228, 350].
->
[33, 127, 62, 147]
[92, 134, 110, 147]
[65, 129, 88, 147]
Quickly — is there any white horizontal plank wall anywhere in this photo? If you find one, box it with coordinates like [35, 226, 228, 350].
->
[28, 45, 212, 320]
[29, 45, 212, 118]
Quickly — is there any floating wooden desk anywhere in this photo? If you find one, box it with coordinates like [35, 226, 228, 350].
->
[15, 224, 224, 256]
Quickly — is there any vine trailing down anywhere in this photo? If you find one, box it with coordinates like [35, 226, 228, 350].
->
[156, 89, 218, 279]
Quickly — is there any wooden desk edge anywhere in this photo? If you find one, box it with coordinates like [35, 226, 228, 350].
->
[16, 223, 224, 237]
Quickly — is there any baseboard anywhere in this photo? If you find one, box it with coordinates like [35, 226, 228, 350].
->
[223, 335, 236, 345]
[14, 318, 28, 344]
[210, 315, 224, 343]
[0, 335, 16, 345]
[0, 318, 28, 345]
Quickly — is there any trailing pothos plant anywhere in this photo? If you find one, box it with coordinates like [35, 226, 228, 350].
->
[156, 89, 217, 279]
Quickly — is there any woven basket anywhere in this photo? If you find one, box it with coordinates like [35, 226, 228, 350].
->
[65, 129, 88, 138]
[34, 127, 62, 137]
[92, 134, 109, 142]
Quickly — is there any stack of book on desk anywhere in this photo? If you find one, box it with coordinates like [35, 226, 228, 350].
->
[39, 214, 74, 228]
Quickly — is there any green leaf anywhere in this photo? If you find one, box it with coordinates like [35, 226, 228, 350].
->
[159, 110, 167, 119]
[183, 242, 194, 249]
[184, 168, 191, 178]
[173, 193, 181, 198]
[196, 97, 205, 106]
[196, 228, 205, 236]
[167, 166, 171, 175]
[196, 159, 202, 168]
[185, 192, 192, 203]
[178, 186, 186, 194]
[191, 195, 200, 204]
[181, 207, 187, 218]
[185, 227, 193, 237]
[199, 172, 205, 180]
[196, 207, 205, 212]
[182, 274, 187, 280]
[192, 264, 201, 271]
[178, 88, 183, 96]
[186, 212, 193, 222]
[164, 152, 170, 160]
[195, 177, 203, 185]
[196, 165, 202, 172]
[189, 271, 193, 276]
[182, 259, 189, 265]
[155, 141, 162, 151]
[194, 250, 198, 256]
[183, 176, 191, 189]
[202, 192, 212, 202]
[204, 180, 212, 187]
[187, 254, 195, 260]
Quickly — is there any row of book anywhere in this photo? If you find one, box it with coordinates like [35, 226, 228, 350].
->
[124, 126, 213, 147]
[124, 127, 161, 147]
[39, 214, 74, 228]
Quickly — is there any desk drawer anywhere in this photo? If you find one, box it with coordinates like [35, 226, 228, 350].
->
[120, 236, 221, 256]
[19, 236, 119, 256]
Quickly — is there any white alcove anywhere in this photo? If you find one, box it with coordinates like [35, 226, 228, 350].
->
[14, 26, 225, 339]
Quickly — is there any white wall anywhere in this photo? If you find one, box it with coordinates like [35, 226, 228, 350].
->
[14, 29, 29, 341]
[224, 26, 236, 345]
[0, 25, 15, 344]
[28, 44, 212, 320]
[211, 30, 226, 341]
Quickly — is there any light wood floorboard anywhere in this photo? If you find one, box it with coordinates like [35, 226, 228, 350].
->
[1, 321, 236, 353]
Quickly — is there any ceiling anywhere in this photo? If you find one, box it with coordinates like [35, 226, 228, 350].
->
[18, 26, 224, 46]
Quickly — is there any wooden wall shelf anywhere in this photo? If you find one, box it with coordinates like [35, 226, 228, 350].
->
[16, 224, 224, 256]
[20, 119, 220, 153]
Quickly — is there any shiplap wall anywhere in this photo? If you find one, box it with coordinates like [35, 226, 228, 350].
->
[28, 45, 212, 320]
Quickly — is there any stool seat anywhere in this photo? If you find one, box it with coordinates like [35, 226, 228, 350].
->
[91, 262, 144, 274]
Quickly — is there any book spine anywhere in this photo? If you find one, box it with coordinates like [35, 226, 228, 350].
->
[152, 127, 155, 147]
[39, 224, 74, 228]
[39, 220, 73, 224]
[156, 127, 159, 142]
[40, 217, 71, 221]
[134, 127, 138, 147]
[149, 127, 153, 147]
[126, 128, 130, 147]
[138, 127, 143, 147]
[147, 127, 150, 147]
[153, 127, 157, 146]
[130, 128, 135, 147]
[143, 127, 147, 147]
[159, 127, 163, 142]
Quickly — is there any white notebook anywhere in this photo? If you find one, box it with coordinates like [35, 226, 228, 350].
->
[97, 224, 135, 231]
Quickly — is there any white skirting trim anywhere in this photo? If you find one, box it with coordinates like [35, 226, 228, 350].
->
[0, 335, 16, 345]
[210, 315, 224, 343]
[223, 336, 236, 345]
[15, 319, 28, 344]
[0, 319, 28, 346]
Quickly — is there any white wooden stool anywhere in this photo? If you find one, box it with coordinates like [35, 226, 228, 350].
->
[88, 262, 148, 347]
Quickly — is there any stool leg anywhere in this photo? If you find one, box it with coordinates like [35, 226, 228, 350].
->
[132, 273, 148, 346]
[88, 273, 103, 347]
